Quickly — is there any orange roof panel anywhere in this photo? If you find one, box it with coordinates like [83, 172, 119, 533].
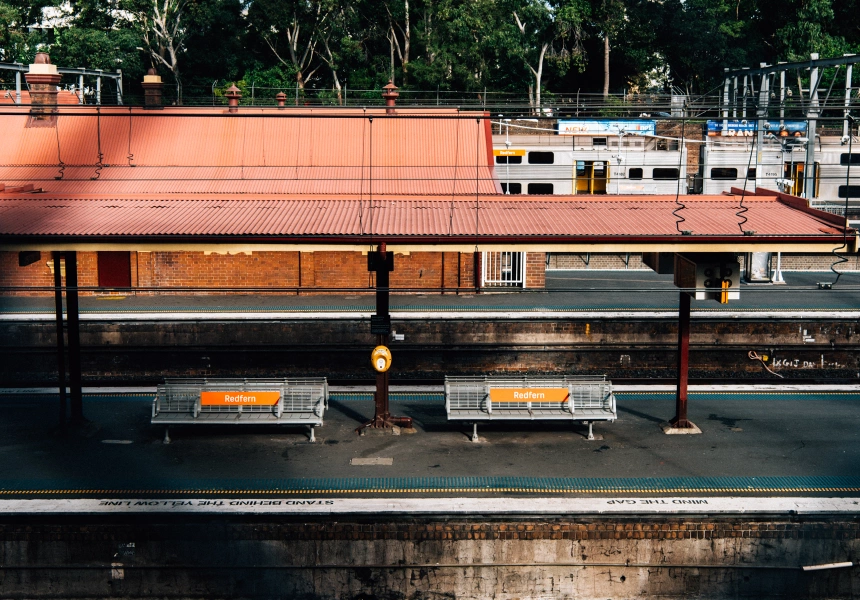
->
[0, 106, 500, 196]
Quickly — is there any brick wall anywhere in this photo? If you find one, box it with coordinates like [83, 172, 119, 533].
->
[0, 251, 99, 296]
[548, 252, 860, 272]
[525, 252, 546, 288]
[0, 250, 489, 295]
[548, 253, 648, 270]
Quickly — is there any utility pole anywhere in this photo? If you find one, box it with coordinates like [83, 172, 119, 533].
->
[804, 53, 820, 200]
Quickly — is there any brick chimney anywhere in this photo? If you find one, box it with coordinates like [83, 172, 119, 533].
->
[141, 68, 164, 109]
[275, 92, 286, 109]
[381, 80, 399, 114]
[24, 52, 61, 119]
[225, 84, 241, 113]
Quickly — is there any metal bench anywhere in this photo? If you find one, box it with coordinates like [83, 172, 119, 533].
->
[152, 377, 328, 443]
[445, 375, 616, 441]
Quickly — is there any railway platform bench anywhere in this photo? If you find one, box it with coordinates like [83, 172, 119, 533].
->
[444, 375, 616, 441]
[151, 377, 328, 443]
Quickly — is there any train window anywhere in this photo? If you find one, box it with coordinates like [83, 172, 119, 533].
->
[575, 161, 587, 176]
[527, 183, 554, 194]
[840, 154, 860, 165]
[628, 168, 643, 180]
[528, 152, 555, 164]
[501, 183, 522, 194]
[838, 185, 860, 198]
[593, 137, 607, 146]
[747, 168, 756, 179]
[710, 168, 738, 180]
[653, 168, 680, 180]
[496, 155, 523, 164]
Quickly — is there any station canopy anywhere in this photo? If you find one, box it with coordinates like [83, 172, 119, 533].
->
[0, 105, 855, 254]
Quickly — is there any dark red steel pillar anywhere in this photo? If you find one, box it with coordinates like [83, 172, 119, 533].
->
[357, 243, 412, 432]
[670, 291, 693, 428]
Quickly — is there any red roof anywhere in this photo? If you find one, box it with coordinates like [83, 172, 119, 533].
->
[0, 193, 849, 243]
[0, 106, 500, 196]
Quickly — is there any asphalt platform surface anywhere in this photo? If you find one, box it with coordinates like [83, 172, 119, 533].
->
[1, 388, 859, 498]
[1, 271, 860, 314]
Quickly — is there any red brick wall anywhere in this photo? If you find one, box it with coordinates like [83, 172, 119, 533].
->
[0, 251, 53, 295]
[525, 252, 546, 288]
[145, 251, 301, 290]
[0, 250, 498, 295]
[0, 251, 98, 296]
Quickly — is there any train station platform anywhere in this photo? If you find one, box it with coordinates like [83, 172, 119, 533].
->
[2, 270, 860, 319]
[1, 386, 859, 500]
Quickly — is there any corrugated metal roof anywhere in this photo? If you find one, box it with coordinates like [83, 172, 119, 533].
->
[0, 195, 847, 240]
[0, 106, 500, 196]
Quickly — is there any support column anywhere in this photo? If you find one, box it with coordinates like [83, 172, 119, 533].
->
[65, 251, 85, 424]
[357, 243, 412, 432]
[671, 291, 691, 428]
[804, 53, 820, 200]
[53, 252, 67, 428]
[663, 290, 699, 434]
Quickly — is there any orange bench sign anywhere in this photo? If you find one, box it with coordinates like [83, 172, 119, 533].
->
[489, 388, 569, 402]
[200, 391, 281, 406]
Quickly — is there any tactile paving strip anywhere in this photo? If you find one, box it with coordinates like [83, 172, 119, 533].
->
[2, 476, 859, 497]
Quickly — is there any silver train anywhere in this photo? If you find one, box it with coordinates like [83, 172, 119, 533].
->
[492, 120, 860, 221]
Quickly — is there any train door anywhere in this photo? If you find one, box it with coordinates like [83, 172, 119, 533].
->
[784, 161, 820, 197]
[573, 161, 609, 194]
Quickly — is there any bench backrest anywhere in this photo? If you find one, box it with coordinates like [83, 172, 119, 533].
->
[155, 378, 328, 416]
[445, 375, 613, 412]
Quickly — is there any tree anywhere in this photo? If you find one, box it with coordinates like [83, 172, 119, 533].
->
[591, 0, 625, 97]
[656, 0, 757, 94]
[384, 0, 410, 83]
[0, 0, 53, 64]
[127, 0, 191, 102]
[246, 0, 336, 93]
[509, 0, 589, 110]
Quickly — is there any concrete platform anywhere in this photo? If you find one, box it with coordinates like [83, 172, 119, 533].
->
[1, 388, 859, 499]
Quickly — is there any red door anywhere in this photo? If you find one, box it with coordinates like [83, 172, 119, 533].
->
[97, 252, 131, 288]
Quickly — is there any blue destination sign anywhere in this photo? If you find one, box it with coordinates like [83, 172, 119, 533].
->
[706, 120, 807, 137]
[558, 119, 656, 136]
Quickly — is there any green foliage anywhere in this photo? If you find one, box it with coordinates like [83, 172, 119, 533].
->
[0, 0, 51, 64]
[51, 27, 145, 81]
[13, 0, 860, 100]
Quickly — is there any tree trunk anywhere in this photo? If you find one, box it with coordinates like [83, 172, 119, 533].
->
[534, 43, 548, 114]
[332, 71, 343, 105]
[402, 0, 410, 83]
[603, 33, 610, 98]
[390, 33, 395, 82]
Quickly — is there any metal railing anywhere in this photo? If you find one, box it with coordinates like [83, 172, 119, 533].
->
[483, 251, 524, 287]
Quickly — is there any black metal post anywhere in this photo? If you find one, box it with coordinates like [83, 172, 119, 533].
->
[65, 251, 84, 424]
[53, 251, 67, 428]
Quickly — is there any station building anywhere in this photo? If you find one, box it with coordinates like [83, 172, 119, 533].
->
[1, 56, 855, 296]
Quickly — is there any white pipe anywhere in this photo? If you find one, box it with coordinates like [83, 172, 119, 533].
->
[801, 561, 853, 572]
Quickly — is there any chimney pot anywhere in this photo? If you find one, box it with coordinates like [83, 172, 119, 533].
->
[276, 92, 286, 109]
[141, 68, 164, 109]
[225, 84, 242, 113]
[381, 80, 399, 114]
[25, 52, 61, 119]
